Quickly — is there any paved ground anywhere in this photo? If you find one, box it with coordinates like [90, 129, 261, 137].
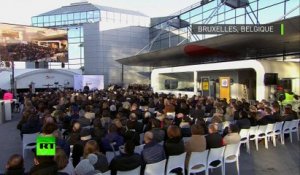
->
[0, 113, 299, 174]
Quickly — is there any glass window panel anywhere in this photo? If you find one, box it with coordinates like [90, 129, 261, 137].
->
[62, 14, 67, 21]
[259, 3, 284, 24]
[87, 11, 94, 19]
[55, 15, 61, 21]
[74, 19, 81, 24]
[286, 0, 300, 18]
[190, 15, 202, 24]
[68, 64, 81, 69]
[68, 27, 80, 38]
[114, 13, 121, 22]
[225, 9, 236, 20]
[68, 43, 81, 58]
[44, 23, 50, 27]
[32, 17, 38, 24]
[68, 59, 81, 64]
[49, 15, 55, 22]
[37, 23, 43, 27]
[43, 16, 49, 22]
[235, 16, 245, 24]
[190, 7, 202, 17]
[74, 12, 80, 19]
[68, 13, 74, 20]
[80, 12, 87, 19]
[69, 38, 81, 43]
[68, 20, 74, 25]
[81, 18, 87, 23]
[49, 22, 55, 26]
[81, 47, 84, 58]
[38, 16, 43, 23]
[80, 27, 84, 37]
[94, 10, 100, 19]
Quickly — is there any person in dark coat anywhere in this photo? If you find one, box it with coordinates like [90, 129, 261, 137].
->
[110, 141, 142, 175]
[205, 123, 224, 149]
[164, 125, 184, 157]
[236, 111, 251, 129]
[101, 124, 124, 152]
[4, 154, 25, 175]
[71, 128, 92, 167]
[29, 155, 58, 175]
[124, 120, 140, 146]
[142, 131, 166, 165]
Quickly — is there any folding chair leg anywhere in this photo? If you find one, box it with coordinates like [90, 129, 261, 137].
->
[246, 141, 250, 153]
[281, 134, 284, 145]
[297, 131, 299, 141]
[289, 132, 293, 143]
[205, 169, 209, 175]
[236, 159, 240, 175]
[272, 135, 276, 147]
[265, 138, 268, 149]
[255, 139, 259, 151]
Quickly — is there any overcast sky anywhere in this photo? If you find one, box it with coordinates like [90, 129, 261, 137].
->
[0, 0, 201, 25]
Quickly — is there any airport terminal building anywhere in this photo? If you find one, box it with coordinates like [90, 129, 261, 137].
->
[0, 0, 299, 101]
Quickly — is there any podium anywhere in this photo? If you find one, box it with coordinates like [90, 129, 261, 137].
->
[4, 100, 12, 121]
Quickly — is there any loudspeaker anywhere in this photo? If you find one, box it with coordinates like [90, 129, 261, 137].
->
[264, 73, 278, 85]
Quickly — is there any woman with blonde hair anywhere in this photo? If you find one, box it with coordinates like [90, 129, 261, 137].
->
[83, 140, 109, 173]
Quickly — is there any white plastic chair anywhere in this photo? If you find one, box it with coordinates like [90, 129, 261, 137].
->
[223, 143, 240, 175]
[187, 150, 208, 175]
[207, 146, 225, 175]
[290, 119, 300, 142]
[106, 151, 120, 164]
[273, 121, 284, 146]
[265, 123, 275, 146]
[134, 144, 145, 154]
[254, 125, 268, 150]
[117, 166, 141, 175]
[22, 133, 39, 158]
[144, 159, 166, 175]
[248, 126, 258, 142]
[165, 152, 186, 175]
[239, 129, 250, 153]
[282, 121, 293, 144]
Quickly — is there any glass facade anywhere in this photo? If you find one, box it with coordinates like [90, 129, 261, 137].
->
[150, 0, 300, 51]
[31, 10, 100, 69]
[32, 10, 100, 27]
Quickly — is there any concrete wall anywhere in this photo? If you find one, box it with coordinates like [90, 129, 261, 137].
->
[83, 21, 150, 86]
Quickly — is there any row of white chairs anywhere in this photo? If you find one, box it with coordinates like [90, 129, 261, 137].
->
[239, 119, 299, 153]
[116, 143, 240, 175]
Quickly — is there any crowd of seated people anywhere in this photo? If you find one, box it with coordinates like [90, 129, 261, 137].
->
[4, 43, 66, 62]
[1, 85, 299, 175]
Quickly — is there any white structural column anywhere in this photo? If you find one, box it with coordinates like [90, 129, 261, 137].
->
[194, 71, 198, 94]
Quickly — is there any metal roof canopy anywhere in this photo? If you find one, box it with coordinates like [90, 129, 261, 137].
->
[117, 16, 300, 67]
